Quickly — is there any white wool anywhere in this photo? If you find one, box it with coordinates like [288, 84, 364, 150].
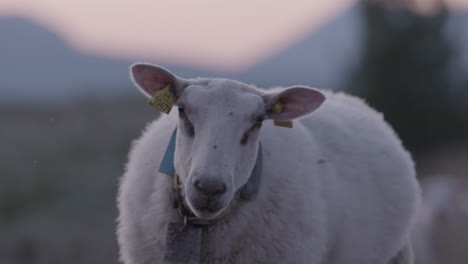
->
[117, 72, 420, 264]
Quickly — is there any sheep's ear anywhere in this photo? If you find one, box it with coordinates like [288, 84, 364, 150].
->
[264, 86, 325, 120]
[130, 63, 188, 100]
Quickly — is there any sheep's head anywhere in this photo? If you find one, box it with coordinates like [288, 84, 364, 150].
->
[130, 63, 325, 219]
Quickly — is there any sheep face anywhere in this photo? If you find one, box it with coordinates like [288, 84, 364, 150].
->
[174, 79, 264, 219]
[130, 63, 325, 219]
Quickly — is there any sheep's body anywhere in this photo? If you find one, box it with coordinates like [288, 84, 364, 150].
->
[117, 89, 419, 264]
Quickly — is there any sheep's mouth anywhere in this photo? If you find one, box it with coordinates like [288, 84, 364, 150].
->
[186, 195, 230, 219]
[191, 207, 226, 219]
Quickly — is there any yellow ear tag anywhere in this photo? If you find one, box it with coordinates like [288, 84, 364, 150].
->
[148, 84, 175, 114]
[271, 101, 284, 113]
[271, 101, 293, 128]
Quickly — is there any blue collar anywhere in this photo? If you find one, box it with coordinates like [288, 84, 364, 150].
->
[159, 129, 262, 200]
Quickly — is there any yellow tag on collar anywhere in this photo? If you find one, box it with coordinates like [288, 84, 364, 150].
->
[274, 120, 293, 128]
[148, 84, 175, 114]
[271, 101, 293, 128]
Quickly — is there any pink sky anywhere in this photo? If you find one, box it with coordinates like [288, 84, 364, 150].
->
[1, 0, 467, 72]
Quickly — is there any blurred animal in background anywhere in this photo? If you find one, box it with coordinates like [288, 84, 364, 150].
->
[412, 175, 468, 264]
[117, 63, 420, 264]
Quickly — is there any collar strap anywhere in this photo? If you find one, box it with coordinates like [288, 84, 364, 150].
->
[238, 142, 262, 200]
[159, 129, 178, 176]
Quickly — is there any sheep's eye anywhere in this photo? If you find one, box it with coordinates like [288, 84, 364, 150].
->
[178, 107, 194, 137]
[240, 134, 249, 145]
[253, 117, 264, 129]
[240, 116, 264, 145]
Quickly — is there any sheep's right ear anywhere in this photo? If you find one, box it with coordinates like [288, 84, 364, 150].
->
[130, 63, 188, 99]
[264, 86, 325, 121]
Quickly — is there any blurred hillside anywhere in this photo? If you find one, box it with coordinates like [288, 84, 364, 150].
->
[0, 98, 157, 264]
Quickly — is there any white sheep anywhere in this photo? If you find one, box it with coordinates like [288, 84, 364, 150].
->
[117, 63, 420, 264]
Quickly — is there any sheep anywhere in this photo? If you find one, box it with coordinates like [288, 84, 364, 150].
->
[117, 63, 420, 264]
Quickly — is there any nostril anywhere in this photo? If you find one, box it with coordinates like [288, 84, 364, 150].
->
[193, 178, 227, 195]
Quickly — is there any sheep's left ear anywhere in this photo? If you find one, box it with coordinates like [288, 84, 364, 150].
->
[264, 86, 325, 120]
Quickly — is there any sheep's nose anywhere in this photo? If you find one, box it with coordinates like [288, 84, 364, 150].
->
[193, 178, 227, 196]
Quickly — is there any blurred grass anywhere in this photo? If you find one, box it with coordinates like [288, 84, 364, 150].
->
[0, 98, 157, 264]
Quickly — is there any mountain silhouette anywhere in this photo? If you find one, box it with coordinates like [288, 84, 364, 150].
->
[1, 17, 133, 104]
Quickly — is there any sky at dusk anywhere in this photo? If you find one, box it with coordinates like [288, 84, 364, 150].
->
[2, 0, 468, 72]
[0, 0, 361, 72]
